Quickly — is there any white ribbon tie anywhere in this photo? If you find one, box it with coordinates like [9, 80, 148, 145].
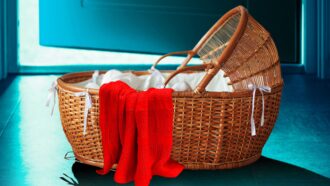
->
[46, 81, 58, 116]
[248, 84, 271, 136]
[74, 91, 93, 135]
[92, 70, 99, 84]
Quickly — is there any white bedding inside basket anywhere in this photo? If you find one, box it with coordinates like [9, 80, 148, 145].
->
[73, 69, 233, 92]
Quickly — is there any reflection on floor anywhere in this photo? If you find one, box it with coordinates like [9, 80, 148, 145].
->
[0, 74, 329, 186]
[63, 157, 329, 186]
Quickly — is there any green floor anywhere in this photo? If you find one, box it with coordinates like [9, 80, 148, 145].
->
[0, 74, 329, 186]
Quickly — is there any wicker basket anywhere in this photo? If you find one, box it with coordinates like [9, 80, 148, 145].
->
[57, 6, 283, 170]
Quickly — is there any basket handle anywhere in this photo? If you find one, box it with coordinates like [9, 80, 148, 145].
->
[161, 6, 248, 93]
[163, 64, 209, 86]
[151, 50, 216, 93]
[151, 50, 195, 70]
[163, 62, 217, 93]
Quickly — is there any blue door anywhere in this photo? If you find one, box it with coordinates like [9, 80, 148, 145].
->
[39, 0, 300, 63]
[39, 0, 245, 54]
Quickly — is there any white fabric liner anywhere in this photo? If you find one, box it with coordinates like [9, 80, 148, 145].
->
[73, 69, 233, 92]
[47, 70, 272, 137]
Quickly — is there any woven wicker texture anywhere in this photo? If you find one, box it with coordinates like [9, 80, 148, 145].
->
[220, 16, 281, 90]
[57, 6, 283, 169]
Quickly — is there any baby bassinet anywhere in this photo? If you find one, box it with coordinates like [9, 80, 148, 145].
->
[57, 6, 283, 170]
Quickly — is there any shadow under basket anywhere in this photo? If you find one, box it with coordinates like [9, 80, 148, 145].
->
[56, 6, 283, 170]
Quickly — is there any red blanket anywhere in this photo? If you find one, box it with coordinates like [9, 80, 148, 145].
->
[97, 81, 184, 186]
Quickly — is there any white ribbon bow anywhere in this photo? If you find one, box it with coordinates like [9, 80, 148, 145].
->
[73, 91, 93, 135]
[92, 70, 99, 84]
[248, 84, 271, 136]
[46, 81, 58, 116]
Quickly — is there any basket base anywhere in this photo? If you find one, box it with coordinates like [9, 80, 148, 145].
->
[74, 153, 104, 168]
[73, 153, 261, 170]
[182, 154, 261, 170]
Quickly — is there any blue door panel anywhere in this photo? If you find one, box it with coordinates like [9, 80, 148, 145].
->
[39, 0, 300, 63]
[39, 0, 245, 54]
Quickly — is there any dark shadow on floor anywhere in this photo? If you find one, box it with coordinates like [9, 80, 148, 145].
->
[64, 157, 330, 186]
[0, 75, 15, 96]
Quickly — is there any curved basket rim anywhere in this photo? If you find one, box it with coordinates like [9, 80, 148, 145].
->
[57, 71, 283, 98]
[193, 6, 248, 66]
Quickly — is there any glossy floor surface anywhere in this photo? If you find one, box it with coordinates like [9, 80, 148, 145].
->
[0, 74, 329, 186]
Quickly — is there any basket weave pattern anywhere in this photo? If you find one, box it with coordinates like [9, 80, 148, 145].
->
[58, 79, 282, 169]
[57, 6, 283, 170]
[222, 16, 281, 90]
[171, 89, 282, 169]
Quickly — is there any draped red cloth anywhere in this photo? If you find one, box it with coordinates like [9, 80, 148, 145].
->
[97, 81, 184, 186]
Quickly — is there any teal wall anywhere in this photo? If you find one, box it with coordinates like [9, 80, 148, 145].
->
[6, 0, 18, 73]
[0, 0, 18, 80]
[40, 0, 300, 64]
[0, 0, 6, 80]
[303, 0, 330, 78]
